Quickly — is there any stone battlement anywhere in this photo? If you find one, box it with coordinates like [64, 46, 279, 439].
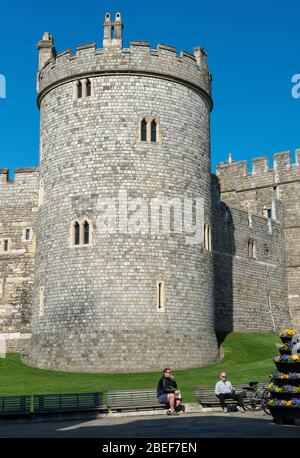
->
[0, 168, 39, 187]
[37, 39, 211, 107]
[216, 150, 300, 192]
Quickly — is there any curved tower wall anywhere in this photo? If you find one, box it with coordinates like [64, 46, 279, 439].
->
[23, 13, 218, 372]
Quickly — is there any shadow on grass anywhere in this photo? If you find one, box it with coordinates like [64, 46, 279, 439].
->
[216, 332, 231, 348]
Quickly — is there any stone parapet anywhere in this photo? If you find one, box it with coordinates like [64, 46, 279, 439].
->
[37, 41, 212, 109]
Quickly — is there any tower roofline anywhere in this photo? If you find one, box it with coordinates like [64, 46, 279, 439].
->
[36, 12, 212, 106]
[216, 149, 300, 194]
[36, 43, 212, 109]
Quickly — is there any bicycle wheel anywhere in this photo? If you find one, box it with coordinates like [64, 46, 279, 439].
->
[261, 389, 271, 415]
[245, 392, 262, 411]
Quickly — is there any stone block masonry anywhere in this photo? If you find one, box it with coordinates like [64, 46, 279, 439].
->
[217, 152, 300, 328]
[22, 12, 219, 372]
[212, 176, 291, 332]
[0, 12, 295, 371]
[0, 169, 39, 351]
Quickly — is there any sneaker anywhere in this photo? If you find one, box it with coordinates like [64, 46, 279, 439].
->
[237, 406, 245, 413]
[167, 409, 175, 415]
[223, 407, 228, 413]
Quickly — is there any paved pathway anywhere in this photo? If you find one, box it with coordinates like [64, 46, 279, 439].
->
[1, 411, 300, 438]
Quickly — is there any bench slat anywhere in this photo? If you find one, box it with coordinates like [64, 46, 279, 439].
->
[33, 392, 106, 413]
[107, 389, 166, 410]
[0, 396, 31, 415]
[194, 384, 268, 407]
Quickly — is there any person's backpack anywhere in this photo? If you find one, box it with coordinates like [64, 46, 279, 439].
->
[226, 404, 238, 412]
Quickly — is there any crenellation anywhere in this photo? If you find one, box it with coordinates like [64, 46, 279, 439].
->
[13, 169, 39, 188]
[130, 41, 151, 61]
[274, 151, 291, 171]
[180, 50, 197, 62]
[193, 47, 208, 71]
[0, 169, 9, 184]
[130, 41, 151, 48]
[252, 156, 268, 175]
[0, 168, 38, 189]
[217, 150, 300, 190]
[55, 49, 72, 63]
[37, 34, 212, 104]
[14, 168, 38, 173]
[157, 44, 177, 53]
[76, 43, 97, 52]
[216, 160, 248, 179]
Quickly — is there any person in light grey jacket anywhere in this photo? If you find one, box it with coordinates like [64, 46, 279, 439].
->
[215, 372, 246, 412]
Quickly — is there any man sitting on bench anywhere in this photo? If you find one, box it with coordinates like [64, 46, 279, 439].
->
[157, 368, 181, 415]
[215, 372, 246, 413]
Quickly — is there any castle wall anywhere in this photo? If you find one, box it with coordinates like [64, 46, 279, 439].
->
[23, 29, 219, 373]
[213, 205, 291, 332]
[1, 12, 295, 371]
[216, 151, 300, 328]
[36, 42, 212, 107]
[0, 169, 39, 351]
[212, 178, 291, 332]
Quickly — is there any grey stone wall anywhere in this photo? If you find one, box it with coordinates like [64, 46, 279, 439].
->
[0, 168, 39, 351]
[22, 25, 219, 373]
[212, 176, 291, 332]
[0, 13, 296, 372]
[37, 42, 212, 108]
[216, 151, 300, 328]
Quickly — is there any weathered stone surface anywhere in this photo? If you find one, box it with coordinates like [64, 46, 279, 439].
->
[22, 13, 218, 373]
[0, 13, 295, 373]
[0, 169, 38, 351]
[216, 152, 299, 328]
[212, 175, 291, 332]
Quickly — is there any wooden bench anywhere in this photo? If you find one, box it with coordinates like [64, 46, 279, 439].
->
[194, 385, 247, 408]
[33, 392, 107, 413]
[0, 396, 31, 416]
[107, 389, 168, 412]
[194, 383, 269, 409]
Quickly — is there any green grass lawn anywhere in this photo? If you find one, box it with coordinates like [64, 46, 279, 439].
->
[0, 332, 278, 402]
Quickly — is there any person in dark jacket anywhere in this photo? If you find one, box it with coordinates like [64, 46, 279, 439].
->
[157, 368, 181, 415]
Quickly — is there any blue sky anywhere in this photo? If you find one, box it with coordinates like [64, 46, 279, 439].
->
[0, 0, 299, 176]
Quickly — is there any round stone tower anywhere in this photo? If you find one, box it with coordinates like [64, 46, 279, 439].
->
[23, 12, 219, 372]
